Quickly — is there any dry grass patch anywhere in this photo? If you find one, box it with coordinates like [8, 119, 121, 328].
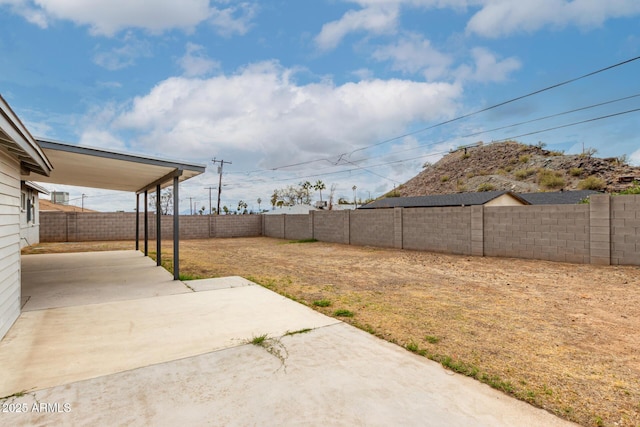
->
[24, 238, 640, 427]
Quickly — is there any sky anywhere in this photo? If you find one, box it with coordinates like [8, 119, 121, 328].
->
[2, 0, 640, 213]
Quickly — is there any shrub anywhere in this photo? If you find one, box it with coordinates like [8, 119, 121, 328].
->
[519, 155, 530, 163]
[514, 168, 536, 180]
[569, 167, 583, 177]
[538, 169, 565, 189]
[440, 175, 449, 183]
[313, 299, 331, 307]
[578, 176, 606, 191]
[477, 183, 496, 192]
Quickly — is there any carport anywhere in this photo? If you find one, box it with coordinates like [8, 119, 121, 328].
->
[28, 138, 206, 279]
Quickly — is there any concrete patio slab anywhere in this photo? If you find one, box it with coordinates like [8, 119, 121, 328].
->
[186, 275, 254, 291]
[1, 251, 577, 426]
[2, 323, 575, 427]
[21, 251, 190, 311]
[0, 285, 340, 397]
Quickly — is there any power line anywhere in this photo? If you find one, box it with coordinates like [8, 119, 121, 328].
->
[262, 55, 640, 171]
[228, 105, 640, 186]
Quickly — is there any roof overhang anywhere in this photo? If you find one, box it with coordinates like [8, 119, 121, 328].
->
[23, 181, 50, 195]
[28, 138, 206, 193]
[0, 95, 53, 177]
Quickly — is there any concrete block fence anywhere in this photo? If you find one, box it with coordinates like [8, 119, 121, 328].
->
[40, 212, 262, 242]
[40, 194, 639, 266]
[262, 194, 640, 266]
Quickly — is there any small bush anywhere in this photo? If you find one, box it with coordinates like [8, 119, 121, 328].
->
[616, 181, 640, 195]
[333, 309, 354, 317]
[514, 168, 536, 180]
[538, 169, 565, 189]
[569, 167, 583, 177]
[519, 155, 530, 163]
[313, 299, 331, 307]
[440, 175, 449, 183]
[477, 183, 496, 192]
[578, 176, 606, 190]
[425, 335, 440, 344]
[385, 191, 401, 198]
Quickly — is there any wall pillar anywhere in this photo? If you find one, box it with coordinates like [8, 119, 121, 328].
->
[471, 206, 484, 257]
[589, 194, 611, 265]
[344, 210, 351, 245]
[393, 207, 403, 249]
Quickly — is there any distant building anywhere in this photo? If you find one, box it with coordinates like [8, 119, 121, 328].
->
[51, 191, 69, 205]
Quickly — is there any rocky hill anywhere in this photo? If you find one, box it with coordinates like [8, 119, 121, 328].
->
[392, 141, 640, 197]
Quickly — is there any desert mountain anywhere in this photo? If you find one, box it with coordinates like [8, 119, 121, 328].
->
[391, 141, 640, 197]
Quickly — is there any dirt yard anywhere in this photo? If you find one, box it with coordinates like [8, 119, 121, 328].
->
[23, 238, 640, 427]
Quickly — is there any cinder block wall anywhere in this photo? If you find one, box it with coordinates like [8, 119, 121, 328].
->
[402, 207, 472, 255]
[350, 209, 395, 248]
[41, 212, 261, 241]
[283, 215, 313, 240]
[263, 215, 285, 239]
[484, 205, 591, 263]
[212, 215, 262, 238]
[313, 211, 350, 244]
[611, 194, 640, 265]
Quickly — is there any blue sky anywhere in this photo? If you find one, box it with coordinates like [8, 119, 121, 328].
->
[2, 0, 640, 213]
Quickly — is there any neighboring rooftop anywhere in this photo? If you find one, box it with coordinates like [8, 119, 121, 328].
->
[518, 190, 600, 205]
[360, 191, 528, 209]
[361, 190, 601, 209]
[39, 199, 98, 213]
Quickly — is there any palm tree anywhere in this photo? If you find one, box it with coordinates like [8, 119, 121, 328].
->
[314, 180, 326, 202]
[257, 197, 262, 212]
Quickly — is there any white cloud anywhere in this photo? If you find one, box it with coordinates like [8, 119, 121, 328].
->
[372, 33, 453, 80]
[209, 2, 257, 37]
[79, 129, 127, 151]
[112, 61, 462, 168]
[466, 0, 640, 38]
[455, 47, 520, 82]
[93, 33, 151, 70]
[315, 4, 400, 51]
[178, 43, 220, 77]
[1, 0, 258, 37]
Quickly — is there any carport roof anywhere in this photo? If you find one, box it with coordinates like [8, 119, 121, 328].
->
[28, 138, 206, 193]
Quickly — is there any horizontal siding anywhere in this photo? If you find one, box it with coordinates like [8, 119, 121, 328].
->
[0, 149, 20, 340]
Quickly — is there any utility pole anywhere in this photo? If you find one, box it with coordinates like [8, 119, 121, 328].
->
[81, 193, 87, 212]
[212, 158, 232, 215]
[189, 197, 193, 215]
[204, 187, 216, 215]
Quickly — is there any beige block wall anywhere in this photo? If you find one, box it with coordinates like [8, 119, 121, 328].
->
[350, 209, 395, 248]
[41, 212, 261, 242]
[484, 205, 591, 263]
[283, 215, 313, 240]
[402, 207, 472, 255]
[313, 211, 350, 244]
[611, 195, 640, 265]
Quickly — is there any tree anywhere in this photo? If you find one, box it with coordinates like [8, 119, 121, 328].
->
[300, 181, 313, 205]
[271, 190, 278, 208]
[148, 188, 173, 215]
[222, 205, 229, 215]
[257, 197, 262, 212]
[237, 200, 248, 214]
[328, 183, 337, 210]
[314, 180, 326, 202]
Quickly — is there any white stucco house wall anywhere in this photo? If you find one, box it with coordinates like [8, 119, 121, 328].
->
[0, 95, 53, 340]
